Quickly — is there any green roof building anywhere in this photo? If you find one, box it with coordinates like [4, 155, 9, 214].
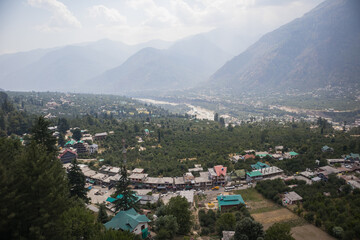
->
[217, 194, 245, 211]
[231, 169, 246, 180]
[251, 162, 270, 170]
[104, 208, 150, 239]
[246, 171, 263, 182]
[289, 151, 299, 156]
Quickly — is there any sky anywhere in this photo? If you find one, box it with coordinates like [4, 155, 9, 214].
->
[0, 0, 324, 54]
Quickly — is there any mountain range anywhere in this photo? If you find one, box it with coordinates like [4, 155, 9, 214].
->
[0, 0, 359, 95]
[208, 0, 360, 93]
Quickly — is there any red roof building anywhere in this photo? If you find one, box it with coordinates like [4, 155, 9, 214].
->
[58, 149, 77, 164]
[244, 154, 255, 160]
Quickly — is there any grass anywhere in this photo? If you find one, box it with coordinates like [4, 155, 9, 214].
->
[234, 188, 264, 202]
[249, 205, 282, 214]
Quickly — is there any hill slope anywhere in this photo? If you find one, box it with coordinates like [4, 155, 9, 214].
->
[208, 0, 360, 93]
[88, 35, 232, 93]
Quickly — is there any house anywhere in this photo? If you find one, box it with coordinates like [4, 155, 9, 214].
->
[213, 165, 227, 185]
[174, 177, 186, 190]
[230, 169, 246, 182]
[179, 190, 195, 206]
[104, 208, 150, 239]
[322, 145, 334, 153]
[94, 132, 108, 140]
[64, 139, 76, 148]
[99, 165, 121, 176]
[243, 154, 255, 160]
[317, 166, 341, 181]
[89, 144, 98, 154]
[74, 141, 89, 154]
[138, 195, 159, 205]
[345, 153, 360, 162]
[230, 155, 242, 163]
[195, 174, 213, 189]
[258, 166, 283, 179]
[246, 171, 263, 182]
[129, 173, 149, 184]
[222, 231, 235, 240]
[217, 194, 245, 211]
[283, 191, 302, 205]
[327, 158, 345, 165]
[288, 151, 299, 158]
[251, 162, 270, 170]
[256, 152, 272, 158]
[275, 146, 284, 153]
[132, 168, 145, 174]
[58, 149, 77, 163]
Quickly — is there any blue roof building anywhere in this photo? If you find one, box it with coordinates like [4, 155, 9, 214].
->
[217, 194, 245, 211]
[104, 208, 150, 239]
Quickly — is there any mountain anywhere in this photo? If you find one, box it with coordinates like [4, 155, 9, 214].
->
[208, 0, 360, 93]
[0, 39, 171, 92]
[88, 34, 232, 94]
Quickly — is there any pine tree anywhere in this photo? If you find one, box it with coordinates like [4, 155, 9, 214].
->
[97, 204, 109, 223]
[68, 159, 89, 202]
[31, 116, 57, 154]
[114, 166, 138, 212]
[72, 128, 82, 141]
[9, 141, 71, 239]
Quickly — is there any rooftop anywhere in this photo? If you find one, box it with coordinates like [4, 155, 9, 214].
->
[214, 165, 227, 177]
[217, 194, 245, 210]
[284, 191, 302, 201]
[247, 171, 263, 178]
[104, 208, 150, 232]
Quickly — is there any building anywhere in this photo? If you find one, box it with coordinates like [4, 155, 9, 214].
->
[194, 172, 212, 189]
[283, 191, 303, 205]
[222, 231, 235, 240]
[246, 171, 263, 182]
[89, 144, 98, 154]
[174, 177, 186, 190]
[132, 168, 145, 174]
[129, 173, 149, 184]
[213, 165, 227, 185]
[99, 165, 121, 176]
[257, 166, 283, 179]
[345, 153, 360, 162]
[94, 132, 108, 140]
[74, 141, 89, 154]
[251, 162, 270, 170]
[327, 158, 345, 165]
[138, 195, 160, 205]
[275, 146, 284, 153]
[217, 194, 245, 211]
[58, 149, 77, 163]
[322, 145, 334, 153]
[230, 169, 246, 182]
[243, 154, 255, 160]
[179, 190, 195, 206]
[104, 208, 150, 239]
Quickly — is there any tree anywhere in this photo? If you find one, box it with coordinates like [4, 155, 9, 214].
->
[216, 213, 236, 235]
[58, 118, 69, 134]
[114, 166, 138, 211]
[97, 204, 109, 223]
[58, 133, 66, 147]
[68, 159, 88, 202]
[219, 117, 225, 127]
[154, 215, 179, 240]
[167, 196, 192, 235]
[1, 141, 71, 239]
[234, 217, 264, 240]
[31, 116, 57, 154]
[214, 113, 219, 122]
[72, 128, 82, 141]
[265, 223, 294, 240]
[57, 205, 102, 239]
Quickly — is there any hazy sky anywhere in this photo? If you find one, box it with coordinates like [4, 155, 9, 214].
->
[0, 0, 324, 54]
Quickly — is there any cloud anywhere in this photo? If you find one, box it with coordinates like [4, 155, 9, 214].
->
[88, 5, 127, 24]
[28, 0, 81, 31]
